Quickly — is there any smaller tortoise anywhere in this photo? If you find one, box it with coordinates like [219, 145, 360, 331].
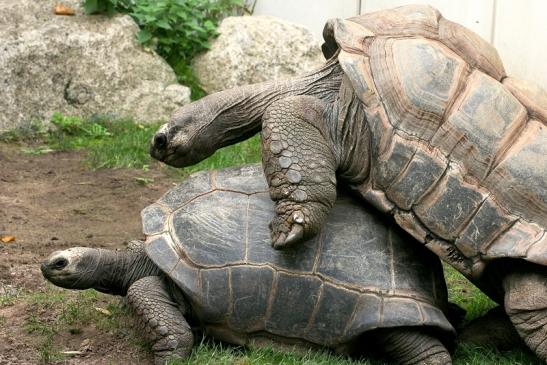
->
[42, 165, 455, 365]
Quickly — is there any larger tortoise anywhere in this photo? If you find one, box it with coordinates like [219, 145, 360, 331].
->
[149, 5, 547, 361]
[42, 165, 455, 365]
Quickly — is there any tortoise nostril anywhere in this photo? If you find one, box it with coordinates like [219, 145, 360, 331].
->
[154, 133, 167, 149]
[54, 258, 68, 270]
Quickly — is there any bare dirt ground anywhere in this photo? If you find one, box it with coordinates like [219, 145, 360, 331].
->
[0, 144, 179, 364]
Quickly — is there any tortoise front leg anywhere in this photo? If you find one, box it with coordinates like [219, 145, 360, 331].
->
[262, 95, 337, 249]
[503, 269, 547, 361]
[127, 276, 194, 365]
[373, 328, 452, 365]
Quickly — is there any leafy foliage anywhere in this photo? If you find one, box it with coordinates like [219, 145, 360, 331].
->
[82, 0, 246, 98]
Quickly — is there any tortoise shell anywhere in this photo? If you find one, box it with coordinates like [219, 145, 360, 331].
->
[142, 165, 454, 347]
[323, 4, 546, 300]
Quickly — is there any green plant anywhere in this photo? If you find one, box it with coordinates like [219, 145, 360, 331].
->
[82, 0, 246, 99]
[50, 112, 111, 138]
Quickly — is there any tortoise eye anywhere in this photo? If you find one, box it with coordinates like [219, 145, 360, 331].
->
[53, 258, 68, 269]
[154, 133, 167, 148]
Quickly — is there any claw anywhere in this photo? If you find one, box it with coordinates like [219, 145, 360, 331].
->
[285, 224, 304, 245]
[272, 224, 304, 249]
[292, 211, 304, 224]
[272, 232, 287, 249]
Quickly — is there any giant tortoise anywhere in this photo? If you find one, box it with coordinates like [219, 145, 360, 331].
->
[42, 165, 455, 365]
[149, 5, 547, 360]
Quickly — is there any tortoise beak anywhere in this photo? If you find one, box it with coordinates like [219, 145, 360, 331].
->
[41, 251, 70, 279]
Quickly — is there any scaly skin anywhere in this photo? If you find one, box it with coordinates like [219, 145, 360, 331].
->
[262, 96, 337, 248]
[504, 269, 547, 362]
[40, 247, 160, 296]
[373, 328, 452, 365]
[127, 276, 194, 365]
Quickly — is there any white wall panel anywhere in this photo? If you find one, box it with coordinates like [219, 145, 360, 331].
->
[360, 0, 494, 42]
[493, 0, 547, 87]
[252, 0, 358, 40]
[253, 0, 546, 88]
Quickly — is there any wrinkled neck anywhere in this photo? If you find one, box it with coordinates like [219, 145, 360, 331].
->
[91, 249, 160, 296]
[204, 58, 344, 149]
[326, 76, 372, 185]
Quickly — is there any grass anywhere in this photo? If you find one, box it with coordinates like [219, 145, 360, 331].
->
[443, 265, 497, 321]
[20, 284, 145, 363]
[0, 113, 262, 176]
[170, 342, 377, 365]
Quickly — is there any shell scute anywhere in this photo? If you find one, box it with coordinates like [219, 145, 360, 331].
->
[141, 203, 169, 235]
[484, 120, 547, 228]
[503, 77, 547, 121]
[347, 4, 440, 39]
[229, 266, 274, 332]
[214, 164, 268, 194]
[306, 283, 359, 345]
[439, 18, 505, 80]
[369, 37, 467, 140]
[199, 268, 230, 323]
[455, 196, 517, 258]
[170, 191, 247, 266]
[485, 220, 544, 262]
[414, 166, 489, 241]
[265, 272, 322, 337]
[386, 147, 448, 210]
[159, 170, 213, 209]
[431, 71, 527, 180]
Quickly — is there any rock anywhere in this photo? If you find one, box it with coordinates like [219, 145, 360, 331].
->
[0, 0, 190, 131]
[193, 16, 324, 94]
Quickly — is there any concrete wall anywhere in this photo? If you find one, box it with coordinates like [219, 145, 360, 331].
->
[252, 0, 547, 87]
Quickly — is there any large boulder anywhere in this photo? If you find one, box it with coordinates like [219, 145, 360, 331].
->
[193, 16, 324, 94]
[0, 0, 190, 131]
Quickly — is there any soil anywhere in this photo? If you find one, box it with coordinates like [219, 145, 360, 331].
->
[0, 144, 180, 364]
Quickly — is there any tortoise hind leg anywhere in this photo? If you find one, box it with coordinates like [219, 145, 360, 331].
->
[503, 269, 547, 361]
[127, 276, 194, 365]
[262, 95, 337, 249]
[373, 327, 452, 365]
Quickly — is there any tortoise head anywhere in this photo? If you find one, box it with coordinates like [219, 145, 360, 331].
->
[150, 80, 290, 168]
[150, 98, 220, 168]
[41, 247, 103, 290]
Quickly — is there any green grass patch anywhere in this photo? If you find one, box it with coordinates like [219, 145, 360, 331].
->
[443, 265, 497, 321]
[166, 339, 541, 365]
[454, 343, 540, 365]
[169, 341, 379, 365]
[1, 113, 262, 174]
